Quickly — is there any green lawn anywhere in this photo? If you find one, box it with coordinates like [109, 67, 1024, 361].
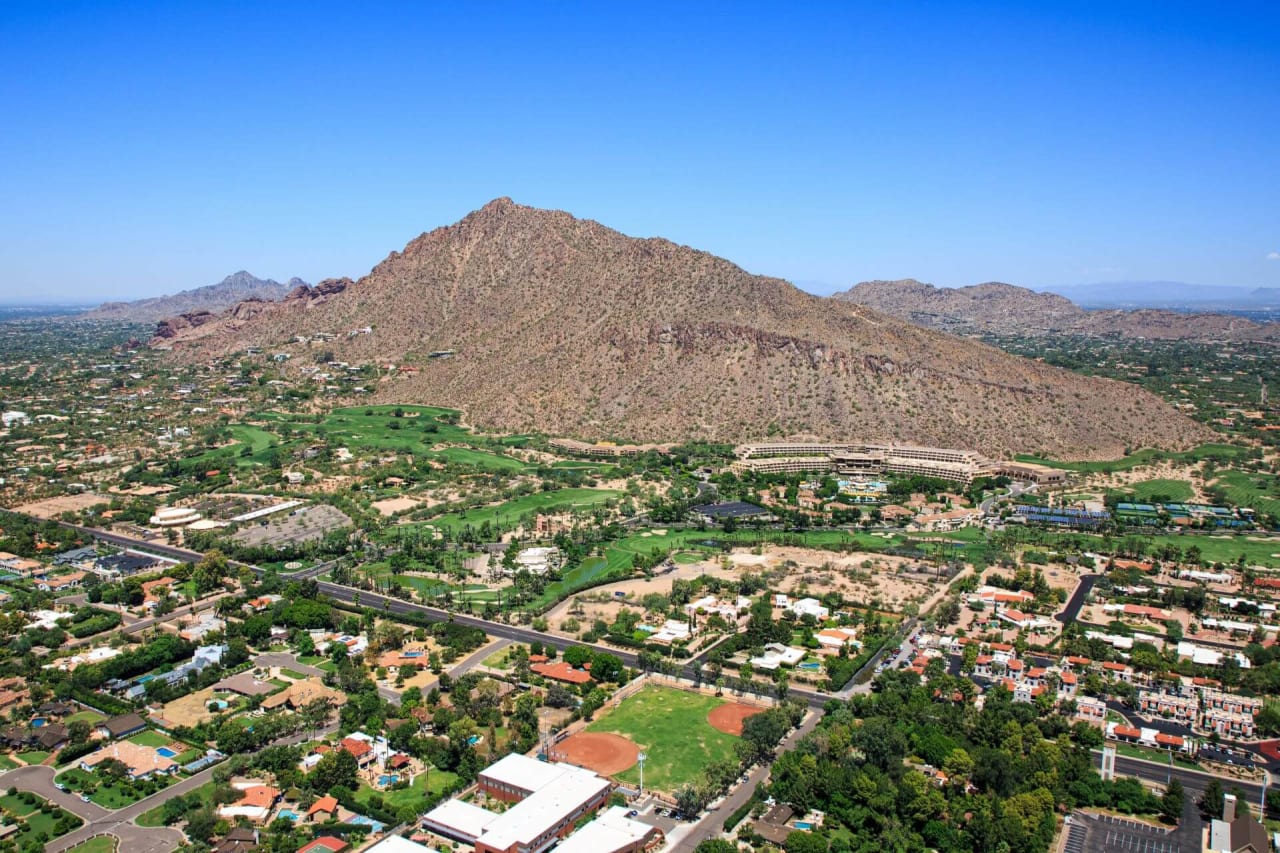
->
[64, 838, 116, 853]
[279, 668, 309, 680]
[585, 685, 740, 793]
[1035, 529, 1280, 568]
[414, 488, 625, 534]
[1214, 470, 1280, 519]
[0, 754, 17, 770]
[64, 710, 106, 725]
[0, 794, 37, 817]
[482, 647, 514, 670]
[136, 780, 218, 827]
[128, 729, 171, 748]
[17, 750, 50, 765]
[1108, 478, 1195, 503]
[55, 766, 173, 808]
[355, 768, 459, 813]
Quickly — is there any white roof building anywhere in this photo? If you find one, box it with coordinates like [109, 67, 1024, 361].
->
[789, 598, 830, 620]
[750, 643, 807, 671]
[554, 807, 660, 853]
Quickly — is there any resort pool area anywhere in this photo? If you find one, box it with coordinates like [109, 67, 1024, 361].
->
[277, 809, 300, 821]
[378, 774, 399, 786]
[798, 662, 820, 671]
[156, 747, 178, 758]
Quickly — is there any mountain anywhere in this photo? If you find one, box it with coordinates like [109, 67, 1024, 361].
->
[835, 279, 1280, 342]
[1042, 281, 1280, 310]
[152, 199, 1213, 459]
[82, 271, 305, 322]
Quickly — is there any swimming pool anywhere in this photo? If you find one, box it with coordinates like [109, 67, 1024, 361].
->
[467, 735, 482, 746]
[402, 651, 423, 657]
[277, 809, 300, 821]
[30, 718, 46, 727]
[377, 774, 399, 786]
[794, 822, 813, 830]
[349, 816, 385, 832]
[798, 662, 820, 671]
[156, 747, 178, 758]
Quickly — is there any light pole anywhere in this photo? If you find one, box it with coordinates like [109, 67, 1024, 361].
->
[637, 751, 647, 798]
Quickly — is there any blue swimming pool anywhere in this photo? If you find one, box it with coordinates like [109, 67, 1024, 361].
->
[794, 822, 813, 830]
[467, 735, 481, 746]
[349, 816, 385, 832]
[402, 650, 423, 657]
[156, 747, 178, 758]
[277, 809, 300, 822]
[378, 774, 399, 786]
[30, 718, 46, 727]
[798, 662, 820, 671]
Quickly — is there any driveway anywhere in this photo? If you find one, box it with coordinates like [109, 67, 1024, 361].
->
[253, 651, 326, 677]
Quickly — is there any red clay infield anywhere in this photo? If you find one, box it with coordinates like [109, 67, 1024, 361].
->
[707, 702, 763, 736]
[555, 731, 640, 776]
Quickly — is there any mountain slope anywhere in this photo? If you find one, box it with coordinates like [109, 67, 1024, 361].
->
[835, 279, 1280, 342]
[83, 271, 304, 322]
[154, 199, 1213, 459]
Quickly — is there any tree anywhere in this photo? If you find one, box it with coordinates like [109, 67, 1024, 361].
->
[310, 748, 358, 793]
[675, 784, 709, 816]
[192, 550, 230, 594]
[784, 831, 829, 853]
[1161, 779, 1184, 823]
[1200, 778, 1224, 819]
[693, 841, 736, 853]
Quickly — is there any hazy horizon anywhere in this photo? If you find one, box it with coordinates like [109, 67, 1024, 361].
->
[3, 4, 1278, 302]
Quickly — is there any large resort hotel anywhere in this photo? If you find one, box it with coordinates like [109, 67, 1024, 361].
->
[730, 441, 1066, 485]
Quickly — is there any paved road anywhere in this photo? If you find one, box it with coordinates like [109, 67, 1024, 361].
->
[451, 638, 512, 677]
[1055, 573, 1099, 624]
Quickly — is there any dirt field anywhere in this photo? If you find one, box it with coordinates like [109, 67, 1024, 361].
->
[707, 702, 762, 736]
[158, 686, 221, 728]
[372, 497, 421, 516]
[12, 492, 109, 518]
[554, 731, 639, 776]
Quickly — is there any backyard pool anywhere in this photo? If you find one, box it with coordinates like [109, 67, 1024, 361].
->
[277, 809, 300, 822]
[377, 774, 399, 786]
[156, 747, 178, 758]
[794, 822, 814, 831]
[30, 718, 46, 727]
[401, 651, 423, 658]
[349, 816, 385, 832]
[798, 662, 821, 671]
[467, 735, 482, 746]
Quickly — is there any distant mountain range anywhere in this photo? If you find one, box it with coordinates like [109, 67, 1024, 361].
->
[834, 279, 1280, 342]
[150, 198, 1211, 460]
[81, 271, 307, 323]
[1040, 281, 1280, 310]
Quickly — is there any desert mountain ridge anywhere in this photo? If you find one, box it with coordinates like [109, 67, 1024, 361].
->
[834, 279, 1280, 342]
[82, 271, 307, 323]
[152, 198, 1213, 460]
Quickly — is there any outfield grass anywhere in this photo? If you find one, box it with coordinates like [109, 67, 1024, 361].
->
[585, 685, 739, 792]
[1108, 478, 1195, 503]
[414, 488, 624, 534]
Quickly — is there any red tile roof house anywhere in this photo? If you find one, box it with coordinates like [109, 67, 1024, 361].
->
[339, 737, 376, 767]
[531, 661, 593, 685]
[307, 795, 339, 822]
[298, 837, 348, 853]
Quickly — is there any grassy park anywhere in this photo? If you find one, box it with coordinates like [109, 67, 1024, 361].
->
[1108, 478, 1195, 503]
[585, 685, 739, 792]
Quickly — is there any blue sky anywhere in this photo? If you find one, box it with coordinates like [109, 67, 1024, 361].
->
[2, 1, 1278, 301]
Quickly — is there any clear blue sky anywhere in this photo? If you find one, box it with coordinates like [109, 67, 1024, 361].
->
[2, 1, 1278, 301]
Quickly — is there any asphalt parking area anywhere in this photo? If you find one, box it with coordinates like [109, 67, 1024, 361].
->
[1069, 812, 1185, 853]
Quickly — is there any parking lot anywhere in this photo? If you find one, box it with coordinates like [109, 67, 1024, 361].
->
[1065, 812, 1185, 853]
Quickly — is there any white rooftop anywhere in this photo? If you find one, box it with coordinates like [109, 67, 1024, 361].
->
[422, 798, 496, 841]
[554, 807, 656, 853]
[478, 765, 610, 852]
[365, 837, 439, 853]
[479, 752, 572, 793]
